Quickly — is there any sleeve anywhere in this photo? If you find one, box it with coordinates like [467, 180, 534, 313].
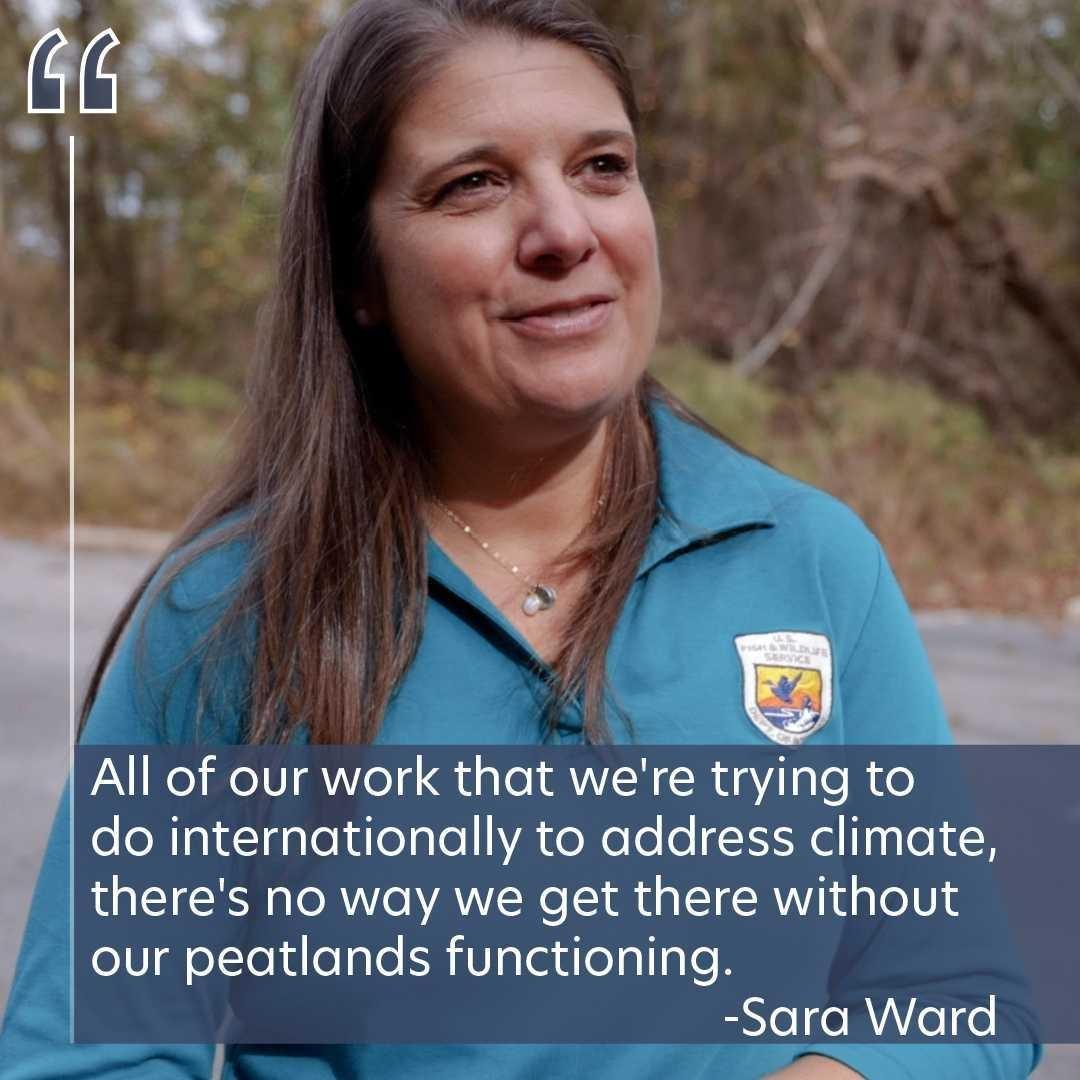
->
[794, 545, 1042, 1080]
[0, 555, 236, 1078]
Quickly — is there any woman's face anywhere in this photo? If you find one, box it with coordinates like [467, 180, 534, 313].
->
[367, 35, 662, 443]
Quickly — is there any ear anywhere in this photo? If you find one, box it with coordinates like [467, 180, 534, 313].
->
[350, 275, 388, 330]
[347, 226, 391, 328]
[351, 294, 386, 331]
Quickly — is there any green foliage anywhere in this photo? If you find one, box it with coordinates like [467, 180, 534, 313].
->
[649, 343, 780, 454]
[154, 373, 240, 413]
[813, 372, 991, 463]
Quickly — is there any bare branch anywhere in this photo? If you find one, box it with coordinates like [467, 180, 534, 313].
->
[735, 193, 858, 377]
[827, 155, 960, 222]
[793, 0, 867, 112]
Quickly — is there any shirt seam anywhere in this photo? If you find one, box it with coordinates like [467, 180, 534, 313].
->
[837, 542, 884, 684]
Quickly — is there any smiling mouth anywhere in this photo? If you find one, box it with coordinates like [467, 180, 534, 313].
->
[504, 300, 614, 340]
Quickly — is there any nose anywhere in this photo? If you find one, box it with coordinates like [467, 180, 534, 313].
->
[516, 172, 599, 271]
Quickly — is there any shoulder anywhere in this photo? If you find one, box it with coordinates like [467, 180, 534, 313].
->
[84, 511, 257, 746]
[649, 392, 891, 664]
[727, 451, 887, 656]
[738, 451, 883, 586]
[650, 391, 884, 597]
[145, 509, 256, 623]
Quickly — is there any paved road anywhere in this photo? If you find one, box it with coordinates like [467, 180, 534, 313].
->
[1, 536, 1077, 1075]
[917, 610, 1080, 745]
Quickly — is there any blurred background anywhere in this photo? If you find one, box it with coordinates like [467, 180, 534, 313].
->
[0, 0, 1078, 1073]
[1, 0, 1078, 612]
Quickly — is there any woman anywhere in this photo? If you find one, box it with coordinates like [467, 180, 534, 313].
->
[0, 1, 1039, 1077]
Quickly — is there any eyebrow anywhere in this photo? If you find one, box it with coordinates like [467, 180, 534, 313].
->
[414, 128, 636, 193]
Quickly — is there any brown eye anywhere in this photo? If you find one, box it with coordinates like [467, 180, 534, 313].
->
[589, 154, 631, 176]
[587, 154, 635, 181]
[437, 171, 498, 203]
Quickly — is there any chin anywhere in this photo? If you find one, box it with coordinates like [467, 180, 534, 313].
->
[512, 354, 642, 423]
[518, 382, 632, 429]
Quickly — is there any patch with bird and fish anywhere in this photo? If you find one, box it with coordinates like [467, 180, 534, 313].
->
[733, 631, 833, 745]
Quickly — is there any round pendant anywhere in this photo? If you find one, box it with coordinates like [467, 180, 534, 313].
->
[522, 584, 557, 616]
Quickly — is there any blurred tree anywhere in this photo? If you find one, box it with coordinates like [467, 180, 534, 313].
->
[597, 0, 1080, 437]
[0, 0, 1077, 437]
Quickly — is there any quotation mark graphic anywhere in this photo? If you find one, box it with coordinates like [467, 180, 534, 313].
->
[27, 27, 119, 115]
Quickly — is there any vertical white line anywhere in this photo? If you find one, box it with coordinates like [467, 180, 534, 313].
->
[68, 132, 76, 1043]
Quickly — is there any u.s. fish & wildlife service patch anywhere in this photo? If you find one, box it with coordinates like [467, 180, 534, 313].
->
[733, 631, 833, 746]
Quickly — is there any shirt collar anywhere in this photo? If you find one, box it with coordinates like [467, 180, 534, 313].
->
[640, 391, 776, 576]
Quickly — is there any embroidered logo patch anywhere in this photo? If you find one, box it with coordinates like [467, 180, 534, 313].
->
[734, 631, 833, 746]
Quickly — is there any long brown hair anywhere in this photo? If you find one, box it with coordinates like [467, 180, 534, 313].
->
[79, 0, 677, 746]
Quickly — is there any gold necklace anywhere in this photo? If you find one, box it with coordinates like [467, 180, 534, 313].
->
[430, 495, 603, 617]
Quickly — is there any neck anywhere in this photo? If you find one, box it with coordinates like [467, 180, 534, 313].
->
[418, 401, 612, 564]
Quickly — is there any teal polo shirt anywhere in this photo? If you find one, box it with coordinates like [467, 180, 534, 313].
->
[0, 392, 1040, 1078]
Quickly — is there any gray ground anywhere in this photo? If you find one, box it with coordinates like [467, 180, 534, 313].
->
[1, 535, 1076, 1076]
